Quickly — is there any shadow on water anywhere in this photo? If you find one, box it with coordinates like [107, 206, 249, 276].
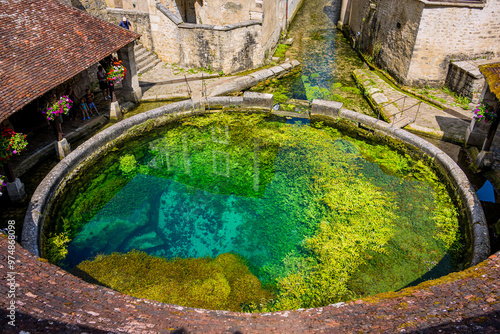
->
[323, 0, 341, 24]
[401, 253, 453, 289]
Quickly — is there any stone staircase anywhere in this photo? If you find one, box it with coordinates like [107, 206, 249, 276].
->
[134, 43, 161, 75]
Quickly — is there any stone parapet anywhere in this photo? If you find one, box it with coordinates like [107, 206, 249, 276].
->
[243, 91, 273, 110]
[311, 99, 343, 117]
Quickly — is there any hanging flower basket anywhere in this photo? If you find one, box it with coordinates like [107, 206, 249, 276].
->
[41, 95, 73, 121]
[0, 126, 28, 162]
[107, 60, 127, 86]
[472, 100, 497, 124]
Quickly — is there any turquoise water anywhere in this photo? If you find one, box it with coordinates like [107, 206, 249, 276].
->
[52, 114, 462, 302]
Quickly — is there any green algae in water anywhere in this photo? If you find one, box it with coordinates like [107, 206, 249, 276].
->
[76, 251, 274, 312]
[46, 112, 462, 311]
[251, 0, 372, 115]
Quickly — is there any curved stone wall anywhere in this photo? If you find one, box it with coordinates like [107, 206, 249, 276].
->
[18, 95, 493, 333]
[23, 94, 489, 263]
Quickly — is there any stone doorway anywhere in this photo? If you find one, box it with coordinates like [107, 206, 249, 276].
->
[176, 0, 197, 23]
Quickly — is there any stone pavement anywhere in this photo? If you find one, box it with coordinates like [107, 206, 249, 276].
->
[0, 235, 499, 333]
[353, 68, 500, 146]
[354, 68, 500, 179]
[138, 60, 301, 101]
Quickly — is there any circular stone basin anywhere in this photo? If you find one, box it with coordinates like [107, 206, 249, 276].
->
[42, 111, 465, 312]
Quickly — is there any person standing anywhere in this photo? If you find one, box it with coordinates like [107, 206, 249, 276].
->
[119, 17, 132, 30]
[67, 86, 79, 122]
[97, 65, 110, 100]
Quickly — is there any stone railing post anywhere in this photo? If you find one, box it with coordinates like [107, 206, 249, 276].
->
[117, 42, 142, 102]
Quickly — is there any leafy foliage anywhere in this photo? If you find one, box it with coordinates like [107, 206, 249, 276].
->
[1, 126, 28, 161]
[273, 44, 290, 58]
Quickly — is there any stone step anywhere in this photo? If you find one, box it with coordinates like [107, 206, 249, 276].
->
[134, 47, 148, 60]
[135, 49, 151, 64]
[133, 42, 162, 75]
[138, 58, 161, 75]
[134, 43, 142, 52]
[137, 53, 158, 70]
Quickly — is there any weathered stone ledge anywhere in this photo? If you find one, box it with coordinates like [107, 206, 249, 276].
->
[156, 2, 262, 29]
[208, 60, 301, 97]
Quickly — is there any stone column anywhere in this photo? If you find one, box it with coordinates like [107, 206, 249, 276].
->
[117, 41, 142, 102]
[338, 0, 350, 27]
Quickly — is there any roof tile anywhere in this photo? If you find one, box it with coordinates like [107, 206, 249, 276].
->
[0, 0, 140, 121]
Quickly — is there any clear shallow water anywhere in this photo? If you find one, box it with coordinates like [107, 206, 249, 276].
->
[47, 113, 462, 306]
[252, 0, 372, 115]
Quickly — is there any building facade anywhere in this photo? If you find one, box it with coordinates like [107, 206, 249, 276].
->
[66, 0, 304, 74]
[339, 0, 500, 87]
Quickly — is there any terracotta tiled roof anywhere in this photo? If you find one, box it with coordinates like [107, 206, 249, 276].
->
[0, 0, 140, 122]
[479, 62, 500, 101]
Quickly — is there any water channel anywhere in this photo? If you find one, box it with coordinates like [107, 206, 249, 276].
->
[251, 0, 372, 115]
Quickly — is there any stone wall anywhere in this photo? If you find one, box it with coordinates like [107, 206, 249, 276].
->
[343, 0, 500, 87]
[407, 0, 500, 87]
[65, 0, 303, 73]
[177, 22, 264, 73]
[347, 0, 424, 84]
[69, 0, 109, 20]
[197, 0, 252, 26]
[262, 0, 283, 59]
[106, 7, 154, 51]
[287, 0, 302, 23]
[151, 3, 264, 73]
[445, 60, 486, 104]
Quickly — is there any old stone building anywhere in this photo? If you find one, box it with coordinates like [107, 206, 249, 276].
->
[339, 0, 500, 89]
[65, 0, 304, 74]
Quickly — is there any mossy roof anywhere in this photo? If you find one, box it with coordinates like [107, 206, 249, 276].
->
[479, 62, 500, 101]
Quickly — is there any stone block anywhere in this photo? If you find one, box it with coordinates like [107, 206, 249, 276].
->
[338, 108, 357, 121]
[243, 91, 273, 110]
[279, 62, 293, 71]
[474, 150, 494, 169]
[110, 101, 122, 119]
[311, 99, 343, 118]
[6, 178, 25, 203]
[355, 113, 378, 127]
[56, 138, 71, 160]
[420, 141, 444, 159]
[465, 117, 490, 146]
[249, 69, 275, 81]
[372, 92, 389, 105]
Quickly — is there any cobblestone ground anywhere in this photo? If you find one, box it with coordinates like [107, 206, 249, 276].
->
[0, 236, 499, 333]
